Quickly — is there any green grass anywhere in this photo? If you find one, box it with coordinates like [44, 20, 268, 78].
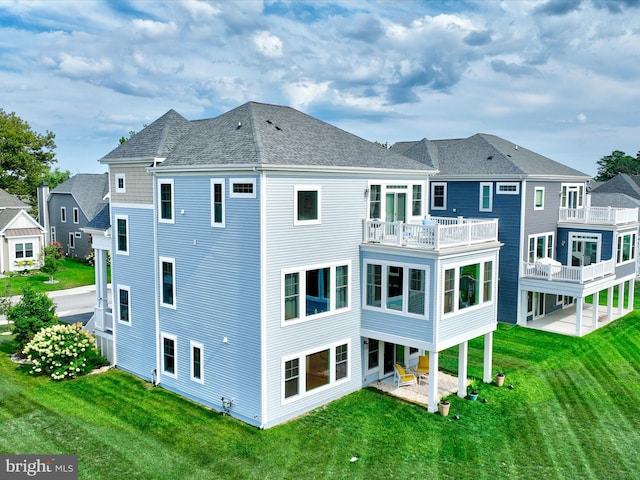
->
[0, 259, 107, 297]
[1, 313, 640, 479]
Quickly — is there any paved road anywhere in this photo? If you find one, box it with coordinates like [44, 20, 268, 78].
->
[1, 285, 111, 326]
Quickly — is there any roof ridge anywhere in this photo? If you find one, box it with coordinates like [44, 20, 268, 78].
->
[246, 102, 266, 165]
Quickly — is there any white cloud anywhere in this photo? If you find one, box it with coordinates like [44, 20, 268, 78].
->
[577, 113, 587, 123]
[131, 19, 178, 39]
[284, 80, 331, 108]
[252, 31, 284, 58]
[56, 53, 113, 78]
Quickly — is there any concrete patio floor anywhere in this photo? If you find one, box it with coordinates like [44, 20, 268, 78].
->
[524, 302, 632, 337]
[369, 371, 463, 407]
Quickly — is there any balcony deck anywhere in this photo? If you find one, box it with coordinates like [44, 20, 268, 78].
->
[364, 217, 499, 250]
[521, 259, 614, 284]
[559, 206, 638, 225]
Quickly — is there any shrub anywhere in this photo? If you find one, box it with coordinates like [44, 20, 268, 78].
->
[22, 323, 108, 380]
[7, 286, 58, 349]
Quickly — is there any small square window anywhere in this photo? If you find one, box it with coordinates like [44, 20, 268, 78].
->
[431, 182, 447, 210]
[294, 186, 320, 225]
[115, 174, 126, 193]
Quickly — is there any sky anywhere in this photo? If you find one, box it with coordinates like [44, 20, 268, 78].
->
[1, 0, 639, 177]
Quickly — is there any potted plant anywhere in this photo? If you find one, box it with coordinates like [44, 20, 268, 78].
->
[467, 378, 479, 401]
[438, 395, 451, 416]
[495, 370, 505, 387]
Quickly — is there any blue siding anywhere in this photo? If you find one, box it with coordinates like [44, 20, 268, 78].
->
[112, 206, 157, 381]
[156, 175, 263, 423]
[557, 228, 614, 264]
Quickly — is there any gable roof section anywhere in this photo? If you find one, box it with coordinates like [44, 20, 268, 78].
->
[156, 102, 434, 172]
[589, 191, 640, 210]
[391, 139, 439, 170]
[0, 188, 28, 209]
[85, 203, 110, 231]
[395, 134, 588, 179]
[100, 109, 193, 162]
[50, 173, 109, 221]
[0, 208, 44, 233]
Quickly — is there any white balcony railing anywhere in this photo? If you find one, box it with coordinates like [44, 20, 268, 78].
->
[521, 258, 615, 284]
[559, 206, 638, 225]
[364, 217, 499, 250]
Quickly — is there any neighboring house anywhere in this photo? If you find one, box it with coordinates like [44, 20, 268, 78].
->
[393, 135, 639, 336]
[88, 102, 502, 428]
[0, 188, 46, 273]
[45, 173, 109, 259]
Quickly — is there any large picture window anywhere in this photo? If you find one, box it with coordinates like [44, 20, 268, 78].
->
[282, 262, 350, 323]
[365, 262, 428, 316]
[442, 260, 494, 315]
[282, 341, 349, 403]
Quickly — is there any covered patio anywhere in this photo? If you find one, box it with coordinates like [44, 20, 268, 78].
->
[369, 371, 463, 407]
[525, 301, 632, 336]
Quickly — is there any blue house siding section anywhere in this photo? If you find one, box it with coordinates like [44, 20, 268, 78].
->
[261, 174, 368, 428]
[429, 180, 520, 323]
[556, 227, 614, 264]
[112, 206, 157, 381]
[360, 248, 435, 346]
[155, 174, 263, 425]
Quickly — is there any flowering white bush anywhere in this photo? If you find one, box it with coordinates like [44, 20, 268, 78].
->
[22, 323, 108, 380]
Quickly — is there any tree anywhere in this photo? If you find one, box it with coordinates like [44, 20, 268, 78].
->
[0, 109, 57, 207]
[7, 286, 58, 350]
[41, 166, 72, 190]
[595, 150, 640, 181]
[40, 244, 62, 283]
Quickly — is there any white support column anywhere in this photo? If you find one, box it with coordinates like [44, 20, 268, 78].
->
[627, 280, 634, 310]
[483, 331, 493, 383]
[518, 289, 528, 326]
[575, 297, 583, 336]
[457, 341, 468, 398]
[427, 351, 440, 413]
[607, 286, 614, 323]
[617, 282, 624, 315]
[592, 288, 599, 328]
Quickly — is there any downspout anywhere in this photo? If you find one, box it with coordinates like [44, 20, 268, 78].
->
[256, 166, 268, 428]
[153, 173, 161, 385]
[516, 178, 527, 326]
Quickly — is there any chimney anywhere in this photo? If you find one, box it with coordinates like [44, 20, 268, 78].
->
[37, 182, 50, 240]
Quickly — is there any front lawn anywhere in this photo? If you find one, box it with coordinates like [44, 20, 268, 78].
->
[1, 312, 639, 479]
[0, 258, 106, 297]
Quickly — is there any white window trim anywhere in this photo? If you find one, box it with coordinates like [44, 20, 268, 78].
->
[281, 339, 351, 405]
[114, 214, 129, 256]
[527, 232, 555, 262]
[281, 260, 351, 326]
[441, 257, 495, 318]
[430, 182, 447, 210]
[479, 182, 493, 212]
[534, 187, 545, 210]
[158, 179, 175, 224]
[61, 207, 67, 223]
[362, 260, 430, 319]
[229, 178, 256, 198]
[568, 232, 602, 264]
[190, 340, 204, 384]
[74, 232, 81, 238]
[117, 285, 131, 325]
[616, 231, 637, 266]
[160, 256, 177, 309]
[294, 185, 321, 225]
[496, 182, 520, 195]
[161, 332, 178, 379]
[115, 173, 126, 193]
[73, 207, 79, 224]
[68, 232, 75, 249]
[210, 179, 226, 228]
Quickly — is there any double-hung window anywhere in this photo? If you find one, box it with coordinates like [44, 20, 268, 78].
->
[73, 207, 79, 224]
[160, 257, 176, 308]
[294, 185, 320, 225]
[61, 207, 67, 223]
[211, 179, 225, 227]
[282, 262, 350, 324]
[162, 333, 177, 378]
[117, 285, 130, 324]
[412, 185, 422, 216]
[431, 182, 447, 210]
[115, 215, 128, 254]
[15, 243, 34, 259]
[534, 187, 544, 210]
[369, 185, 381, 218]
[365, 262, 428, 316]
[190, 341, 204, 383]
[158, 179, 174, 223]
[115, 174, 126, 193]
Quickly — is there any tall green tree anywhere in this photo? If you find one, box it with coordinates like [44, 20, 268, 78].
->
[42, 166, 72, 190]
[0, 108, 57, 207]
[595, 150, 640, 180]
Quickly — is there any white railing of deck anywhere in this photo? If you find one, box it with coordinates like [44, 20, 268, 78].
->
[559, 207, 638, 224]
[364, 217, 498, 249]
[521, 258, 614, 283]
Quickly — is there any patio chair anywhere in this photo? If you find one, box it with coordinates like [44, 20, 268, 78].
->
[414, 355, 429, 384]
[394, 364, 417, 387]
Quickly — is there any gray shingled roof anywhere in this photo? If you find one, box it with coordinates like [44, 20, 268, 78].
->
[85, 203, 110, 231]
[394, 134, 588, 178]
[50, 173, 109, 221]
[590, 174, 640, 200]
[0, 188, 28, 209]
[101, 109, 193, 161]
[154, 102, 434, 171]
[391, 139, 439, 170]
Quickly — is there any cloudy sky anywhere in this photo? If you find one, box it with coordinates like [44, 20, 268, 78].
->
[1, 0, 639, 176]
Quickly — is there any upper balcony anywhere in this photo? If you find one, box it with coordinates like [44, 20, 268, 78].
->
[364, 217, 499, 250]
[559, 206, 638, 225]
[522, 257, 615, 284]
